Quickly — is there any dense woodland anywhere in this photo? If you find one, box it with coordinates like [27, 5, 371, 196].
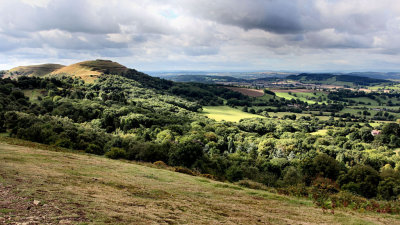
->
[1, 70, 400, 212]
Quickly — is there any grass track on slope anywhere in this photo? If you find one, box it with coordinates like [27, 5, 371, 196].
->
[1, 138, 400, 224]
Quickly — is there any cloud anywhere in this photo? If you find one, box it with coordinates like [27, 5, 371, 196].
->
[0, 0, 400, 71]
[178, 0, 320, 34]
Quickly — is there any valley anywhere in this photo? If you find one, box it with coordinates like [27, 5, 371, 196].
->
[1, 60, 400, 224]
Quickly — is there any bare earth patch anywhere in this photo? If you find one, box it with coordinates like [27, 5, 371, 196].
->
[225, 87, 264, 97]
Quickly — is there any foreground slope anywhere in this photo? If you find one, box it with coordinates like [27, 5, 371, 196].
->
[1, 139, 399, 225]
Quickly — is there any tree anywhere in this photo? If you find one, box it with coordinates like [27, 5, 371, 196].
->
[169, 140, 204, 167]
[338, 165, 380, 198]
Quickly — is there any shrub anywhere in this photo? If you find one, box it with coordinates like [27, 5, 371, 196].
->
[377, 178, 400, 201]
[236, 179, 267, 190]
[105, 147, 126, 159]
[174, 166, 196, 176]
[226, 165, 244, 182]
[338, 165, 380, 198]
[54, 138, 73, 148]
[280, 166, 303, 186]
[277, 183, 309, 197]
[85, 144, 104, 155]
[310, 177, 339, 212]
[200, 174, 215, 179]
[169, 141, 203, 167]
[313, 153, 341, 180]
[154, 160, 168, 168]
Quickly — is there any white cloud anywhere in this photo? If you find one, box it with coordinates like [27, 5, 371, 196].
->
[0, 0, 400, 72]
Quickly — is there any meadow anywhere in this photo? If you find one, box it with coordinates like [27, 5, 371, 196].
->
[202, 106, 264, 122]
[274, 91, 327, 104]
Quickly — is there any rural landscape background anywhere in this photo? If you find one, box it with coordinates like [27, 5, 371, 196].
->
[2, 1, 400, 224]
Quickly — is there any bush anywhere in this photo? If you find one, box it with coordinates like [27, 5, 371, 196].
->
[280, 166, 303, 186]
[226, 165, 244, 182]
[169, 141, 204, 167]
[277, 183, 309, 197]
[236, 179, 267, 190]
[313, 153, 342, 180]
[154, 160, 168, 168]
[310, 177, 339, 212]
[377, 178, 400, 201]
[174, 166, 196, 176]
[338, 165, 380, 198]
[105, 147, 126, 159]
[200, 174, 215, 179]
[54, 138, 73, 148]
[85, 144, 104, 155]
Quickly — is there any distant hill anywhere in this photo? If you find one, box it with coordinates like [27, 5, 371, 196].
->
[346, 72, 400, 80]
[51, 59, 129, 83]
[3, 64, 65, 78]
[287, 73, 392, 86]
[166, 75, 244, 83]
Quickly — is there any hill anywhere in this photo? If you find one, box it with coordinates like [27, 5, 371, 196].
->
[3, 64, 65, 78]
[347, 72, 400, 80]
[165, 75, 244, 83]
[51, 59, 129, 83]
[1, 139, 398, 224]
[287, 73, 392, 86]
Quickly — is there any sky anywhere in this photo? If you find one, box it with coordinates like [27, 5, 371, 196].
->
[1, 0, 400, 72]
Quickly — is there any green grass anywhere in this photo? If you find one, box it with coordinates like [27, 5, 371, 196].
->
[275, 91, 327, 104]
[311, 129, 328, 136]
[345, 97, 379, 106]
[22, 89, 45, 100]
[1, 139, 399, 224]
[202, 106, 264, 122]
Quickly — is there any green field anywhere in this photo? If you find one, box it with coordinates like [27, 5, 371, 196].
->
[202, 106, 335, 122]
[1, 139, 399, 224]
[311, 129, 329, 136]
[346, 97, 379, 106]
[22, 89, 45, 100]
[275, 92, 327, 104]
[202, 106, 264, 122]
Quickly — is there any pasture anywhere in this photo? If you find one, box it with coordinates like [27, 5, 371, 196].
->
[202, 106, 264, 122]
[274, 91, 327, 104]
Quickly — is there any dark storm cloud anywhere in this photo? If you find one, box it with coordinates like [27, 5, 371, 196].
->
[179, 0, 321, 34]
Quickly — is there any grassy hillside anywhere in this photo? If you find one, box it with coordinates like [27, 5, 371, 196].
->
[50, 59, 128, 83]
[1, 138, 399, 224]
[287, 73, 391, 86]
[4, 64, 65, 78]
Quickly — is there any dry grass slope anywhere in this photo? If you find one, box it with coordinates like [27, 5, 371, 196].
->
[4, 64, 65, 78]
[0, 139, 399, 224]
[51, 59, 128, 83]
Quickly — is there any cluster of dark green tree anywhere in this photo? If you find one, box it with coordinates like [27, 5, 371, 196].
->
[1, 74, 400, 202]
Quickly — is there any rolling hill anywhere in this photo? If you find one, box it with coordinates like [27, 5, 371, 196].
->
[287, 73, 392, 86]
[3, 64, 65, 78]
[50, 59, 129, 83]
[2, 59, 130, 83]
